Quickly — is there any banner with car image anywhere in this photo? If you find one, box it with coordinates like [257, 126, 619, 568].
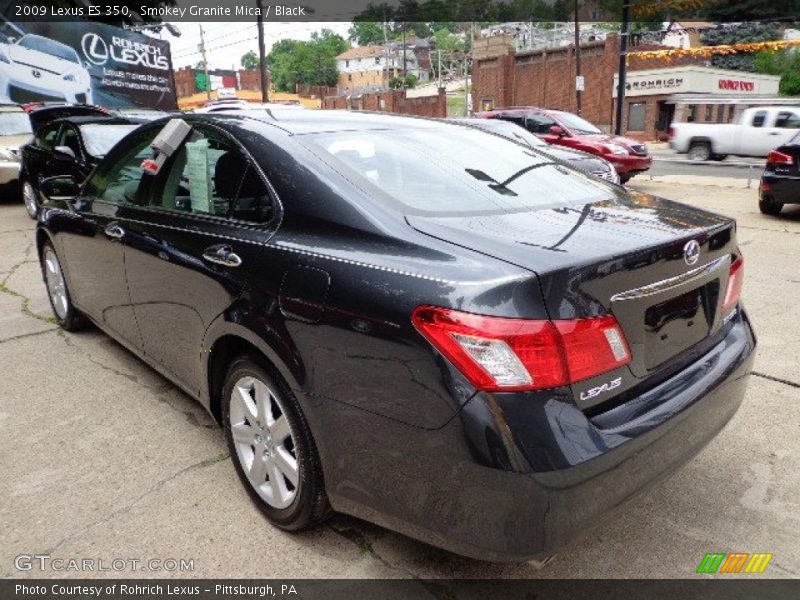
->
[0, 16, 176, 110]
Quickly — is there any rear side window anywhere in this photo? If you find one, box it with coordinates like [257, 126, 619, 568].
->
[34, 125, 60, 150]
[85, 127, 159, 205]
[751, 111, 767, 128]
[153, 128, 273, 224]
[305, 127, 612, 217]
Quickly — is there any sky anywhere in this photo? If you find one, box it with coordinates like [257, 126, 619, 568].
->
[161, 22, 352, 71]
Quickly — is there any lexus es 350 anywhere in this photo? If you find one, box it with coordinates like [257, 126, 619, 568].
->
[35, 111, 755, 561]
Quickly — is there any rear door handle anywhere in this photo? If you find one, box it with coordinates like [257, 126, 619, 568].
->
[104, 223, 125, 240]
[202, 244, 242, 267]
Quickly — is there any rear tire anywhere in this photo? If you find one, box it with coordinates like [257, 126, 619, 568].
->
[618, 174, 632, 184]
[222, 356, 331, 531]
[22, 179, 38, 220]
[759, 198, 783, 215]
[41, 241, 87, 331]
[687, 142, 712, 162]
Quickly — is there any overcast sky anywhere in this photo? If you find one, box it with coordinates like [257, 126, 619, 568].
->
[161, 21, 352, 71]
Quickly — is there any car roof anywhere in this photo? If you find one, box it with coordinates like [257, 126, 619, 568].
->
[185, 109, 447, 135]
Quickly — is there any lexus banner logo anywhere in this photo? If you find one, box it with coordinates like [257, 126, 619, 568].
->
[81, 33, 109, 66]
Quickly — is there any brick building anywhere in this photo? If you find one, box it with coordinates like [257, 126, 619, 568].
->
[173, 67, 264, 98]
[472, 34, 785, 140]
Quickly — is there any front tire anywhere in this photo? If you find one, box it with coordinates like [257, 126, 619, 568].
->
[222, 356, 331, 530]
[41, 241, 87, 331]
[22, 179, 38, 220]
[759, 198, 783, 215]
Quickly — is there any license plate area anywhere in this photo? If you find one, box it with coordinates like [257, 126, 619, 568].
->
[643, 284, 716, 371]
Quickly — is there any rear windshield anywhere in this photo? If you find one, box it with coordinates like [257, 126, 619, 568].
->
[305, 127, 612, 216]
[18, 35, 80, 64]
[79, 124, 140, 157]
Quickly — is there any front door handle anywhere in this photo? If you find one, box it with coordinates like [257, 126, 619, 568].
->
[104, 223, 125, 240]
[202, 244, 242, 267]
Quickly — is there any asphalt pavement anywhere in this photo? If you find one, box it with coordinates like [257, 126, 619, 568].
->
[647, 144, 765, 181]
[1, 176, 799, 580]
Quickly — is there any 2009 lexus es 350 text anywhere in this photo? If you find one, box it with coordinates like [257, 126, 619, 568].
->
[35, 111, 755, 562]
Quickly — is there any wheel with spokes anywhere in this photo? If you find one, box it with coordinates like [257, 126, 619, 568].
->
[41, 241, 86, 331]
[22, 179, 38, 220]
[222, 356, 330, 529]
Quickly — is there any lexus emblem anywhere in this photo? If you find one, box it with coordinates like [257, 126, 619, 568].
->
[683, 240, 700, 266]
[81, 32, 109, 66]
[31, 69, 41, 78]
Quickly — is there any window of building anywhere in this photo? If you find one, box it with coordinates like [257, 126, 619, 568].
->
[716, 104, 725, 122]
[628, 102, 646, 131]
[345, 60, 349, 68]
[375, 56, 380, 64]
[687, 105, 696, 123]
[704, 105, 713, 122]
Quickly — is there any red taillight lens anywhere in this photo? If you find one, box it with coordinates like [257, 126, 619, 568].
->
[722, 255, 744, 315]
[668, 126, 675, 138]
[411, 307, 631, 392]
[766, 150, 793, 166]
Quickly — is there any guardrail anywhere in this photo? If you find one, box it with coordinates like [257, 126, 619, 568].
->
[649, 157, 763, 188]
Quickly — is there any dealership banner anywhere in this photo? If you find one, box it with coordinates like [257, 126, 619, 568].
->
[0, 16, 176, 110]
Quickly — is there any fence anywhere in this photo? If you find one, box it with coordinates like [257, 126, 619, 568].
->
[321, 88, 446, 118]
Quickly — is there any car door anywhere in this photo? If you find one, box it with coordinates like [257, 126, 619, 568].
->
[52, 123, 85, 182]
[22, 122, 60, 187]
[56, 125, 161, 350]
[121, 124, 279, 393]
[741, 109, 779, 156]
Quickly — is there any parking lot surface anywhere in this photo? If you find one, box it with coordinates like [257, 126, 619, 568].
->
[1, 176, 799, 579]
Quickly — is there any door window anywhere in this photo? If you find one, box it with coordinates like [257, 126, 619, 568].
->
[57, 125, 82, 158]
[628, 103, 646, 131]
[775, 111, 800, 129]
[153, 128, 273, 224]
[34, 125, 60, 150]
[84, 127, 160, 205]
[524, 113, 557, 134]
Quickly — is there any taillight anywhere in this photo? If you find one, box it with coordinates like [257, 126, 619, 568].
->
[411, 307, 631, 392]
[766, 150, 793, 166]
[668, 126, 675, 138]
[721, 255, 744, 315]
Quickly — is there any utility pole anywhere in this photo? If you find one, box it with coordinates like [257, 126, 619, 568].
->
[437, 48, 442, 88]
[402, 23, 407, 87]
[256, 0, 269, 102]
[614, 0, 631, 135]
[574, 0, 582, 115]
[465, 22, 473, 117]
[199, 24, 211, 101]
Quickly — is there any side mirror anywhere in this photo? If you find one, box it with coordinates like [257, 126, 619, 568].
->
[549, 125, 566, 137]
[40, 175, 79, 203]
[54, 146, 76, 160]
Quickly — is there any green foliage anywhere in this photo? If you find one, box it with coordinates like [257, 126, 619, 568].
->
[389, 74, 418, 89]
[240, 51, 259, 70]
[754, 50, 800, 96]
[433, 27, 465, 52]
[348, 21, 385, 46]
[700, 24, 782, 72]
[267, 29, 349, 93]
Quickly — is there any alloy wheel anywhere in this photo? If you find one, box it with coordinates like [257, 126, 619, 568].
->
[43, 246, 68, 320]
[23, 181, 38, 219]
[229, 376, 299, 509]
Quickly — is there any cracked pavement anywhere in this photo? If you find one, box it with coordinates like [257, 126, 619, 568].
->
[1, 179, 799, 580]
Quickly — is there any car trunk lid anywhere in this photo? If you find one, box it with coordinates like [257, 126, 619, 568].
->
[407, 190, 737, 387]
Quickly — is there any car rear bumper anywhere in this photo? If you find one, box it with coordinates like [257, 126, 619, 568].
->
[608, 154, 652, 175]
[324, 309, 755, 561]
[0, 160, 20, 185]
[761, 174, 800, 205]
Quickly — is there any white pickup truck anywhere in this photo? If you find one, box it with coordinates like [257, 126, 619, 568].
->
[668, 106, 800, 161]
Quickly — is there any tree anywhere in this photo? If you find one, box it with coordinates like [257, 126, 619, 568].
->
[267, 29, 349, 92]
[754, 50, 800, 96]
[700, 23, 782, 71]
[349, 21, 385, 46]
[241, 51, 259, 70]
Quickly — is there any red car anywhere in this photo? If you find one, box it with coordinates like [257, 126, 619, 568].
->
[476, 107, 652, 183]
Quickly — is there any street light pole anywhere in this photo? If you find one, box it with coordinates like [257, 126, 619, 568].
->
[614, 0, 631, 135]
[574, 0, 582, 115]
[256, 0, 269, 102]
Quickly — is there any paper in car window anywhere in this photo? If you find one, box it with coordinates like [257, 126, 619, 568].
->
[186, 139, 212, 213]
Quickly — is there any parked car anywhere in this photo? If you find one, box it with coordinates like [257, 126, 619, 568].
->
[669, 106, 800, 161]
[476, 106, 652, 183]
[452, 117, 620, 184]
[0, 33, 93, 104]
[20, 115, 141, 218]
[758, 132, 800, 215]
[36, 111, 754, 562]
[0, 104, 32, 194]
